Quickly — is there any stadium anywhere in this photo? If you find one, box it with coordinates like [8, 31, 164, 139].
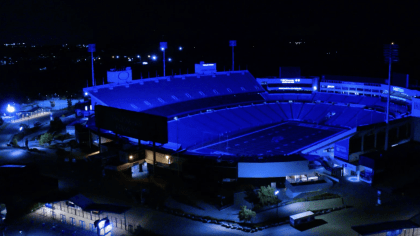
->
[82, 63, 420, 197]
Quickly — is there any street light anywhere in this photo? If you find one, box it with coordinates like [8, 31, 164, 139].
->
[229, 40, 237, 71]
[275, 190, 279, 219]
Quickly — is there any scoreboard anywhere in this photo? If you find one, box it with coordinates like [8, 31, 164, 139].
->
[256, 77, 320, 93]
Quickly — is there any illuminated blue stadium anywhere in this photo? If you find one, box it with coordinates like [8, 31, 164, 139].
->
[86, 71, 264, 113]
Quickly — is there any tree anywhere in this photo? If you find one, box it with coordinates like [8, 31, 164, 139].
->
[67, 98, 72, 110]
[69, 140, 78, 152]
[48, 117, 65, 133]
[257, 185, 277, 206]
[238, 205, 256, 222]
[39, 133, 53, 145]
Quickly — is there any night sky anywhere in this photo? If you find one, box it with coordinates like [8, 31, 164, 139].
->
[1, 1, 420, 102]
[1, 1, 418, 44]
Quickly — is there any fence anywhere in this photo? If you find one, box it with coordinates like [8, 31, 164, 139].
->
[39, 201, 139, 234]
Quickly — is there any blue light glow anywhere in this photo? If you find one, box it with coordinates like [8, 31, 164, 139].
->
[137, 55, 140, 58]
[275, 190, 279, 195]
[142, 62, 148, 65]
[313, 86, 317, 90]
[179, 46, 182, 50]
[19, 127, 23, 131]
[84, 92, 88, 96]
[116, 55, 119, 59]
[7, 104, 15, 113]
[168, 58, 172, 62]
[161, 47, 165, 51]
[347, 176, 360, 182]
[152, 55, 157, 60]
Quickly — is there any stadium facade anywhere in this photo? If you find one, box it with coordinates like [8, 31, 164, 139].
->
[82, 62, 420, 193]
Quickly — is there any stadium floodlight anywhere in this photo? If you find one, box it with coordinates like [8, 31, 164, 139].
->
[383, 42, 399, 151]
[229, 40, 236, 71]
[7, 104, 15, 113]
[160, 42, 168, 76]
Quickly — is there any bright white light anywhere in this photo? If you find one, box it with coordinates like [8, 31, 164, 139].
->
[161, 47, 165, 51]
[152, 55, 157, 60]
[142, 62, 148, 65]
[19, 127, 23, 131]
[7, 104, 15, 113]
[85, 106, 88, 111]
[347, 176, 360, 182]
[168, 58, 172, 62]
[98, 220, 106, 229]
[90, 105, 92, 110]
[165, 155, 169, 159]
[179, 46, 182, 50]
[275, 190, 279, 195]
[137, 55, 140, 58]
[313, 86, 317, 90]
[129, 155, 133, 159]
[105, 224, 112, 233]
[84, 92, 88, 96]
[116, 55, 119, 59]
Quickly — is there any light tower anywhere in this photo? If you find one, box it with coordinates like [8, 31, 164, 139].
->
[88, 44, 96, 86]
[160, 42, 168, 76]
[383, 42, 399, 150]
[229, 40, 236, 71]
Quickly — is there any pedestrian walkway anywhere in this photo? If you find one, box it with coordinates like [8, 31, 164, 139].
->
[164, 195, 344, 224]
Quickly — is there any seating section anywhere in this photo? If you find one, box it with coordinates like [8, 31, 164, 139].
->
[91, 71, 264, 112]
[168, 102, 388, 148]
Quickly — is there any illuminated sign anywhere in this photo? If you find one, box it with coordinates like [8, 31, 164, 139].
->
[327, 85, 335, 88]
[278, 87, 302, 90]
[202, 64, 214, 66]
[280, 79, 295, 83]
